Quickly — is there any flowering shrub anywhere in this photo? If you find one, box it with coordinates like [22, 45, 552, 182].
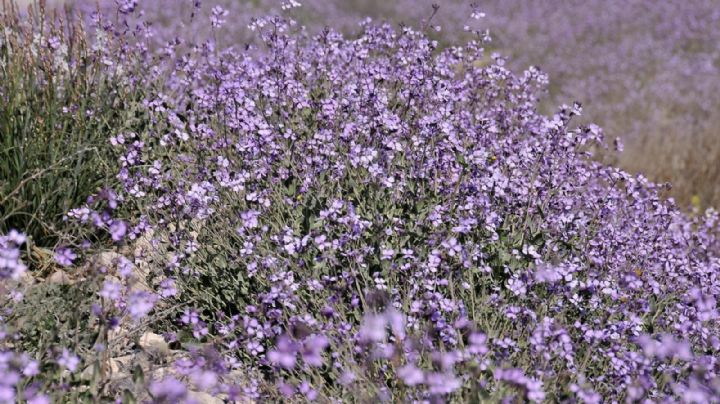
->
[77, 0, 720, 207]
[0, 231, 48, 404]
[1, 1, 720, 403]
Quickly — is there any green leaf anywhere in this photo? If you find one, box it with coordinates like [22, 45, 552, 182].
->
[132, 364, 144, 385]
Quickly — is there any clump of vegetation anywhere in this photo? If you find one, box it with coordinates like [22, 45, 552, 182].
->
[0, 0, 146, 250]
[0, 1, 719, 403]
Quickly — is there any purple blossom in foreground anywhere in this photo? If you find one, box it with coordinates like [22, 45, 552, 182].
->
[53, 247, 76, 267]
[495, 368, 546, 402]
[109, 219, 127, 241]
[358, 314, 387, 343]
[636, 334, 694, 361]
[268, 335, 299, 369]
[26, 394, 50, 404]
[149, 376, 187, 402]
[398, 364, 424, 386]
[0, 230, 26, 280]
[100, 280, 123, 300]
[159, 278, 178, 297]
[127, 291, 157, 320]
[300, 334, 329, 367]
[57, 349, 80, 372]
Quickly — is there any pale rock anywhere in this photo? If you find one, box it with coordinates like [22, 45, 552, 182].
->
[108, 326, 134, 352]
[149, 365, 176, 380]
[47, 269, 72, 285]
[78, 363, 99, 381]
[138, 332, 170, 357]
[132, 229, 156, 259]
[109, 357, 123, 376]
[107, 354, 140, 380]
[78, 356, 127, 381]
[187, 391, 224, 404]
[93, 251, 125, 270]
[88, 250, 151, 293]
[127, 275, 153, 294]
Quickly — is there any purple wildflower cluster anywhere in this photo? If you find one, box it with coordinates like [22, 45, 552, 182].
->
[0, 230, 48, 404]
[74, 0, 720, 206]
[0, 351, 46, 404]
[1, 1, 720, 402]
[86, 4, 719, 401]
[0, 231, 26, 280]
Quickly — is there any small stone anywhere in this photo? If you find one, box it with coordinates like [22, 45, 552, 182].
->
[47, 270, 72, 285]
[78, 364, 98, 381]
[187, 391, 224, 404]
[139, 332, 170, 357]
[110, 354, 134, 372]
[133, 229, 156, 258]
[149, 365, 176, 381]
[128, 277, 153, 293]
[95, 251, 124, 268]
[76, 251, 119, 278]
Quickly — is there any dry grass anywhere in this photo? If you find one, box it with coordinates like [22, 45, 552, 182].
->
[619, 119, 720, 211]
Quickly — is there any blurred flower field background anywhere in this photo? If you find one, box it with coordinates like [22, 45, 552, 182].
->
[1, 0, 719, 403]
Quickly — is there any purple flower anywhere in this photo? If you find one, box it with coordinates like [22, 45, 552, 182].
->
[210, 6, 229, 28]
[47, 36, 61, 51]
[149, 377, 187, 401]
[268, 335, 298, 369]
[298, 380, 318, 401]
[358, 313, 386, 343]
[397, 364, 424, 386]
[100, 280, 122, 300]
[190, 369, 217, 390]
[636, 334, 693, 361]
[301, 334, 329, 367]
[278, 381, 295, 397]
[380, 248, 395, 260]
[247, 340, 264, 356]
[53, 247, 76, 267]
[6, 230, 25, 245]
[26, 394, 50, 404]
[0, 386, 14, 403]
[127, 291, 157, 320]
[22, 360, 39, 377]
[117, 0, 138, 14]
[1, 231, 27, 279]
[109, 220, 127, 241]
[159, 278, 178, 297]
[181, 309, 199, 325]
[385, 309, 406, 340]
[57, 349, 80, 372]
[467, 332, 489, 355]
[117, 256, 135, 278]
[426, 372, 462, 395]
[240, 210, 261, 229]
[495, 368, 545, 402]
[339, 370, 356, 386]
